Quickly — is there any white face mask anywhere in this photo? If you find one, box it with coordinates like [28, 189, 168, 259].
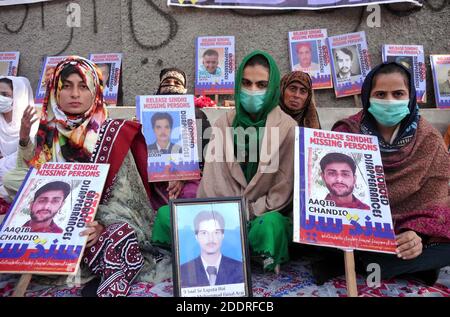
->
[0, 95, 13, 113]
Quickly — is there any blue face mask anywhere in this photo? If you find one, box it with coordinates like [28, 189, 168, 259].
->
[240, 87, 267, 114]
[368, 98, 410, 127]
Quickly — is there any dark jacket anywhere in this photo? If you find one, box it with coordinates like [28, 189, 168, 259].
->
[180, 255, 244, 288]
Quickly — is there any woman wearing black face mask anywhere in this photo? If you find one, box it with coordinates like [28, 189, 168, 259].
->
[332, 62, 450, 285]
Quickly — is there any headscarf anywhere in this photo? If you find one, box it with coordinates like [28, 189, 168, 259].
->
[0, 76, 36, 156]
[360, 62, 419, 152]
[156, 67, 187, 95]
[29, 56, 108, 168]
[279, 71, 321, 128]
[232, 50, 281, 183]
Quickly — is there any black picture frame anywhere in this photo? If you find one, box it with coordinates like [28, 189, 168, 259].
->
[170, 197, 252, 297]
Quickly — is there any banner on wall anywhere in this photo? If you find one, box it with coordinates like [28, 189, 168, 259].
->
[289, 29, 332, 90]
[0, 52, 20, 76]
[430, 55, 450, 109]
[89, 53, 122, 107]
[327, 31, 372, 98]
[382, 44, 426, 103]
[35, 55, 69, 106]
[195, 36, 235, 96]
[0, 0, 53, 6]
[167, 0, 421, 10]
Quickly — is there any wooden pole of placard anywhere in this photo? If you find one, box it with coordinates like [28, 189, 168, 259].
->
[344, 250, 358, 297]
[215, 94, 219, 107]
[12, 273, 32, 297]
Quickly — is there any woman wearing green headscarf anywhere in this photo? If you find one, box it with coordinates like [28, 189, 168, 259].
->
[197, 51, 297, 272]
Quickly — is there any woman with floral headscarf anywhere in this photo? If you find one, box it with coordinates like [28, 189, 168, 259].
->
[4, 56, 166, 296]
[279, 71, 321, 129]
[332, 62, 450, 285]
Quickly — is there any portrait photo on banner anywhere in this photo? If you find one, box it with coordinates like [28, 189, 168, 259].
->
[170, 197, 252, 297]
[0, 62, 9, 76]
[141, 111, 183, 157]
[291, 40, 320, 73]
[4, 179, 78, 234]
[332, 45, 362, 81]
[437, 64, 450, 96]
[310, 149, 370, 211]
[197, 47, 225, 82]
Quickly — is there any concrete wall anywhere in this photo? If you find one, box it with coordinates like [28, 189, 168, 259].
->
[1, 0, 450, 109]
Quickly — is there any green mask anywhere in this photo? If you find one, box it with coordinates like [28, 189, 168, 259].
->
[368, 98, 410, 127]
[240, 88, 267, 114]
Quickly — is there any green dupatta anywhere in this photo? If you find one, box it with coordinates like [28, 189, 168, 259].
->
[232, 50, 281, 183]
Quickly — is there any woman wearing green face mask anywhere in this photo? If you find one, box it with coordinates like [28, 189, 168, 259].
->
[197, 51, 297, 273]
[332, 62, 450, 285]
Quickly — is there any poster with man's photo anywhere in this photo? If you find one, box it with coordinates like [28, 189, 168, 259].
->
[430, 54, 450, 108]
[0, 52, 20, 76]
[88, 53, 122, 106]
[327, 31, 372, 98]
[195, 36, 235, 96]
[293, 127, 396, 253]
[382, 45, 426, 103]
[171, 197, 251, 297]
[288, 29, 332, 89]
[0, 163, 110, 274]
[136, 94, 201, 182]
[35, 55, 69, 105]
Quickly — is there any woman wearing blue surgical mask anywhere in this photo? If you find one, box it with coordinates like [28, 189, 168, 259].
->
[196, 51, 297, 273]
[0, 76, 36, 205]
[332, 62, 450, 285]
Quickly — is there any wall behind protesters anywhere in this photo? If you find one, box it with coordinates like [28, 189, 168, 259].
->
[0, 0, 449, 108]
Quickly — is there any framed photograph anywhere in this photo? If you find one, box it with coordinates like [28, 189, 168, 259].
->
[170, 197, 252, 297]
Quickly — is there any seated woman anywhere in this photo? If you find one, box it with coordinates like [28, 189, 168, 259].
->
[0, 76, 36, 205]
[279, 71, 321, 129]
[333, 62, 450, 285]
[197, 51, 296, 272]
[148, 68, 209, 211]
[3, 57, 166, 296]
